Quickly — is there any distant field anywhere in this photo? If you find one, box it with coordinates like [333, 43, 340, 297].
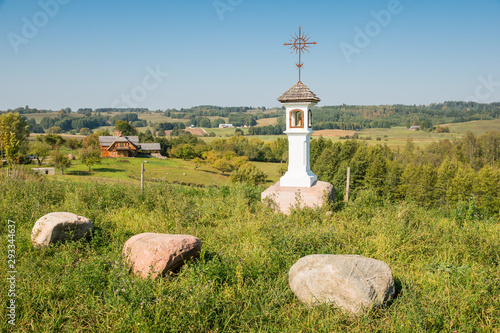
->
[443, 119, 500, 135]
[355, 127, 457, 148]
[201, 127, 247, 137]
[207, 116, 229, 123]
[313, 130, 356, 137]
[138, 113, 190, 124]
[163, 128, 208, 137]
[254, 161, 283, 183]
[256, 117, 278, 127]
[38, 156, 281, 186]
[29, 133, 86, 141]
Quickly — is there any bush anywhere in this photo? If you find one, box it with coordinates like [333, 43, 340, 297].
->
[230, 163, 267, 185]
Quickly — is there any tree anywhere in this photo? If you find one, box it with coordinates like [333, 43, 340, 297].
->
[79, 127, 92, 135]
[170, 144, 196, 160]
[1, 131, 20, 167]
[115, 120, 138, 136]
[43, 134, 66, 148]
[473, 165, 500, 215]
[51, 150, 71, 175]
[79, 147, 101, 172]
[66, 138, 82, 150]
[193, 157, 205, 169]
[446, 165, 476, 206]
[230, 163, 267, 185]
[29, 142, 51, 166]
[0, 113, 30, 166]
[212, 159, 234, 174]
[82, 133, 100, 148]
[47, 126, 63, 134]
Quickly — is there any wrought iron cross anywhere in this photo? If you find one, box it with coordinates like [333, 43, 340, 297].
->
[284, 26, 317, 83]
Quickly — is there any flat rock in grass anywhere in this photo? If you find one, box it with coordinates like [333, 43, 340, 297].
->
[289, 255, 395, 315]
[31, 212, 93, 248]
[123, 233, 201, 279]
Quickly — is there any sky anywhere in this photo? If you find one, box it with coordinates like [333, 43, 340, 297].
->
[0, 0, 499, 111]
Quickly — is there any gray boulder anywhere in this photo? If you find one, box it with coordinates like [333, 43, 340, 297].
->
[289, 254, 395, 315]
[123, 233, 201, 279]
[31, 212, 93, 248]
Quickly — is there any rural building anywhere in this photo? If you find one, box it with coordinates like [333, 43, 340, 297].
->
[99, 134, 161, 158]
[219, 124, 234, 128]
[409, 126, 421, 131]
[32, 167, 55, 175]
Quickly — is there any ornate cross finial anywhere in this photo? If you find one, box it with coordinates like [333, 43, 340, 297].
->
[284, 26, 317, 83]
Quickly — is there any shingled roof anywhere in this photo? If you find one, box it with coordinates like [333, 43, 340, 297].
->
[139, 143, 161, 151]
[277, 82, 321, 103]
[98, 135, 139, 147]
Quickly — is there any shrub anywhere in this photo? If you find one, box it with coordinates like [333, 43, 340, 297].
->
[230, 163, 268, 185]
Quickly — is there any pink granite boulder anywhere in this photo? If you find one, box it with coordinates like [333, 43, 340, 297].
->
[123, 233, 202, 279]
[31, 212, 93, 248]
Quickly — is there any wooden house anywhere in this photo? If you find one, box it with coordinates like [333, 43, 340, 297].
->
[99, 134, 161, 158]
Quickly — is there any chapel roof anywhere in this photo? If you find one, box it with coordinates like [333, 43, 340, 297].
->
[277, 81, 321, 103]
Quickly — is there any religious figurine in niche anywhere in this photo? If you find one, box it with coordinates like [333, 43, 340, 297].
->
[290, 110, 304, 128]
[296, 112, 303, 127]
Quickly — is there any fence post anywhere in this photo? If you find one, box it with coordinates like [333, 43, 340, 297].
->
[141, 163, 145, 192]
[345, 167, 351, 203]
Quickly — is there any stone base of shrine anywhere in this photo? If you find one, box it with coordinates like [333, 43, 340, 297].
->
[261, 181, 335, 215]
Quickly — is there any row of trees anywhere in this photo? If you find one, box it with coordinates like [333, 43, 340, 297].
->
[0, 113, 100, 174]
[4, 101, 500, 135]
[313, 102, 500, 131]
[310, 131, 500, 214]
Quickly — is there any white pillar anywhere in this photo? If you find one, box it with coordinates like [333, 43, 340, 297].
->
[280, 102, 318, 188]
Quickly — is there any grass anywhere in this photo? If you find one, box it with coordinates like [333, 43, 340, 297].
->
[444, 119, 500, 136]
[355, 127, 459, 149]
[0, 178, 498, 332]
[35, 156, 282, 187]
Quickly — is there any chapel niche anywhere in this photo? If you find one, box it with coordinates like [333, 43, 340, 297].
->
[290, 109, 304, 128]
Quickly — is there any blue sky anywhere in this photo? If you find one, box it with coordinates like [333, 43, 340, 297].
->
[0, 0, 499, 110]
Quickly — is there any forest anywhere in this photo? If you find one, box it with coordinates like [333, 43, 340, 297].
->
[2, 101, 500, 135]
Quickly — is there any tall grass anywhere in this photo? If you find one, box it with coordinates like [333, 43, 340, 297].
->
[0, 177, 498, 332]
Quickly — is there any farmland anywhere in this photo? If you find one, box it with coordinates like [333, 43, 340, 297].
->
[40, 156, 282, 187]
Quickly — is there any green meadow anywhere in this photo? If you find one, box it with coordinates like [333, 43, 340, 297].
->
[0, 177, 498, 332]
[35, 156, 281, 187]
